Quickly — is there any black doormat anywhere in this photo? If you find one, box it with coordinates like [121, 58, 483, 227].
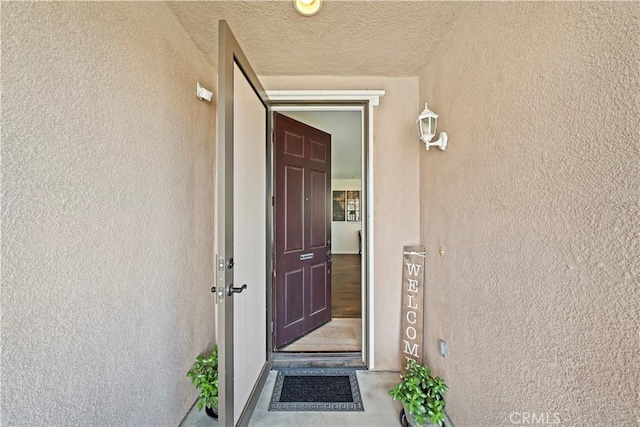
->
[269, 368, 364, 411]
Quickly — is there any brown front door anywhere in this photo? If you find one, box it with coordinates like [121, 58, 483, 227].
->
[274, 112, 332, 350]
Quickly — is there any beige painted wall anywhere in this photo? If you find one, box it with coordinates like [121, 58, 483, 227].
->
[418, 3, 639, 426]
[261, 76, 421, 370]
[2, 3, 216, 425]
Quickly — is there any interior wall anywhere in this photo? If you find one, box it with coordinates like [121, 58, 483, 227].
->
[332, 179, 362, 255]
[2, 3, 216, 425]
[261, 76, 421, 370]
[418, 3, 639, 426]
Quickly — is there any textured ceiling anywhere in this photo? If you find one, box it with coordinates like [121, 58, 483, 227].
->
[166, 1, 469, 77]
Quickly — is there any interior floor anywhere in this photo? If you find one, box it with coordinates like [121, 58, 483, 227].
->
[279, 254, 362, 352]
[180, 370, 404, 427]
[278, 318, 361, 352]
[331, 254, 362, 318]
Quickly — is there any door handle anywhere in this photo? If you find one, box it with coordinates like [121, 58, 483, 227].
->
[227, 284, 247, 296]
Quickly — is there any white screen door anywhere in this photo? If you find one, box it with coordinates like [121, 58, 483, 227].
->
[216, 21, 272, 426]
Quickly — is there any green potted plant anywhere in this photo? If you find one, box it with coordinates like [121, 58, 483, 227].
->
[186, 345, 219, 419]
[389, 359, 449, 427]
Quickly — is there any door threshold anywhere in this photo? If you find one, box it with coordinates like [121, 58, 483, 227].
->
[272, 352, 366, 369]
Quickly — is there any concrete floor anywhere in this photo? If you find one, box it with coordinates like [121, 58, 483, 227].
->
[181, 370, 403, 427]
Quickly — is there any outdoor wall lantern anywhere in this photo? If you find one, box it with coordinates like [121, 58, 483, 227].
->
[294, 0, 322, 16]
[417, 103, 448, 151]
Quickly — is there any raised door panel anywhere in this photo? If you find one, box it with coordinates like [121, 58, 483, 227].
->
[284, 165, 304, 253]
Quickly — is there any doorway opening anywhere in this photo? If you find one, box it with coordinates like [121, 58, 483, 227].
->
[267, 90, 384, 368]
[276, 109, 363, 353]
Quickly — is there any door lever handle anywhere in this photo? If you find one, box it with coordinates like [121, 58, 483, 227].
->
[227, 284, 247, 296]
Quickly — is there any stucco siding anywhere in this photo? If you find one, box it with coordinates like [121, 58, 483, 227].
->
[418, 3, 639, 426]
[1, 3, 216, 425]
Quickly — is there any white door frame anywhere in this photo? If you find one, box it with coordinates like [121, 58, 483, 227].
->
[267, 90, 384, 368]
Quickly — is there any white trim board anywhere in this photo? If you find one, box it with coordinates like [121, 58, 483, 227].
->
[267, 90, 385, 106]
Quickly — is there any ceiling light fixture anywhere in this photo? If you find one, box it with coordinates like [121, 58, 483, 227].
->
[294, 0, 322, 16]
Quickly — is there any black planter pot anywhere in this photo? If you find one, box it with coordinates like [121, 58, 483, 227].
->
[400, 408, 408, 427]
[205, 406, 218, 419]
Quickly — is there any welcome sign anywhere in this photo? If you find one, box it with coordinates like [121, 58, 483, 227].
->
[400, 245, 425, 372]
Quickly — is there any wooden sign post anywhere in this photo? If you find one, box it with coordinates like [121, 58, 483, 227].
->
[400, 245, 425, 372]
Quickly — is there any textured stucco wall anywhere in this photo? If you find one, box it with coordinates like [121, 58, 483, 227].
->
[261, 76, 421, 371]
[418, 3, 639, 426]
[2, 2, 216, 425]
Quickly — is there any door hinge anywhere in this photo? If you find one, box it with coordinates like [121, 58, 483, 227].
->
[271, 322, 274, 334]
[272, 195, 275, 206]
